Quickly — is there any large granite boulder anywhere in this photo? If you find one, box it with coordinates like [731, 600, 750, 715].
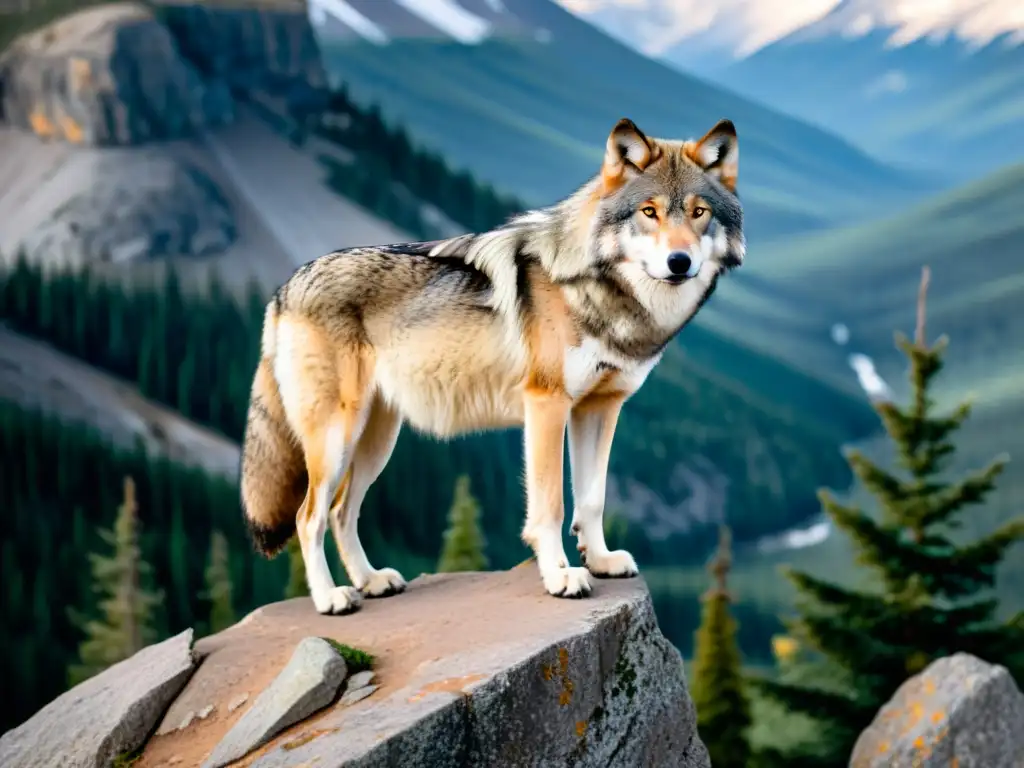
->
[851, 653, 1024, 768]
[0, 629, 197, 768]
[140, 569, 711, 767]
[0, 3, 233, 146]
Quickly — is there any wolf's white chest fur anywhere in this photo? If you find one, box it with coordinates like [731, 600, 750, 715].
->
[562, 336, 660, 401]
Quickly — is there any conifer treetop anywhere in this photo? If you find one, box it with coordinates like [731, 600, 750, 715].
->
[706, 525, 733, 601]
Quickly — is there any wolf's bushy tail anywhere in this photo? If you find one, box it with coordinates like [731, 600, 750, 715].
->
[240, 301, 307, 557]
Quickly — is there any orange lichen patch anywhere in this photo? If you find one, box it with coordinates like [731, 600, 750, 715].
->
[60, 115, 84, 144]
[555, 647, 575, 706]
[913, 736, 926, 750]
[542, 664, 554, 681]
[899, 701, 926, 736]
[923, 677, 937, 696]
[575, 721, 587, 738]
[877, 740, 890, 754]
[281, 728, 338, 751]
[406, 673, 487, 703]
[951, 757, 959, 768]
[29, 109, 55, 138]
[559, 680, 575, 707]
[931, 710, 945, 724]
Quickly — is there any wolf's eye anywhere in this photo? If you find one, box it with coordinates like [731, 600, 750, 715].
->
[692, 206, 707, 218]
[640, 206, 657, 218]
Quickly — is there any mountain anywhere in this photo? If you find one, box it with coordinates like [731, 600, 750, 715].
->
[553, 0, 1024, 181]
[717, 4, 1024, 181]
[308, 0, 932, 244]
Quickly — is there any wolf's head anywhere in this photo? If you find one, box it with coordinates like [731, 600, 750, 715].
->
[593, 117, 745, 284]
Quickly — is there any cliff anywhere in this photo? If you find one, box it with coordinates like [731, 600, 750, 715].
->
[0, 569, 712, 768]
[0, 0, 405, 274]
[0, 0, 327, 146]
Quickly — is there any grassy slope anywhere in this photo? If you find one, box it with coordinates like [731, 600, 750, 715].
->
[703, 162, 1024, 408]
[316, 6, 930, 243]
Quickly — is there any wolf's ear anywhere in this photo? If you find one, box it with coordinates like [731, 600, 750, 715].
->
[687, 119, 738, 192]
[602, 118, 656, 193]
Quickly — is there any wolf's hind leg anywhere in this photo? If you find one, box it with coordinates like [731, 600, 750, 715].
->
[277, 318, 370, 615]
[329, 395, 407, 598]
[295, 409, 364, 615]
[568, 393, 638, 578]
[521, 389, 592, 598]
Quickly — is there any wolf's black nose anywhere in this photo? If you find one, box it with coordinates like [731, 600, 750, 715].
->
[667, 251, 692, 276]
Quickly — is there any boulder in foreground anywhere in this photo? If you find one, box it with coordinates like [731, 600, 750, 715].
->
[0, 628, 197, 768]
[142, 569, 711, 768]
[203, 635, 348, 768]
[851, 653, 1024, 767]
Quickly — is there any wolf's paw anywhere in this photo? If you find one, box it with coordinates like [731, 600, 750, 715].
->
[313, 586, 363, 615]
[542, 566, 592, 599]
[359, 568, 407, 598]
[583, 549, 639, 579]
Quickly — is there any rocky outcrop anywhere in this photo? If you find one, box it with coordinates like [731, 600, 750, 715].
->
[851, 653, 1024, 768]
[0, 629, 197, 768]
[0, 3, 233, 146]
[155, 0, 329, 109]
[0, 1, 328, 147]
[17, 148, 236, 265]
[135, 568, 709, 767]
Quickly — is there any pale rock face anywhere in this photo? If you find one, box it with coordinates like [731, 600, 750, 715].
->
[851, 653, 1024, 768]
[0, 629, 197, 768]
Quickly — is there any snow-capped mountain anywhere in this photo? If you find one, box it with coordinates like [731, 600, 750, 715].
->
[552, 0, 1024, 180]
[307, 0, 558, 46]
[555, 0, 1024, 72]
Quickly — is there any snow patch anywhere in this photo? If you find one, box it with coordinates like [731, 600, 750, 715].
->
[848, 352, 894, 403]
[756, 519, 831, 554]
[831, 322, 850, 346]
[310, 0, 390, 44]
[393, 0, 492, 44]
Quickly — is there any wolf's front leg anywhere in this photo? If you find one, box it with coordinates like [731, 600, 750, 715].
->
[568, 393, 639, 579]
[521, 389, 592, 598]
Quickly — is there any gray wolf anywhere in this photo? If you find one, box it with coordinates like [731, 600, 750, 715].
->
[239, 117, 745, 614]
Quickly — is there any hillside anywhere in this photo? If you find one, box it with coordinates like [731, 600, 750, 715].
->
[687, 163, 1024, 620]
[702, 162, 1024, 402]
[0, 323, 239, 478]
[309, 0, 932, 243]
[717, 9, 1024, 181]
[0, 1, 409, 290]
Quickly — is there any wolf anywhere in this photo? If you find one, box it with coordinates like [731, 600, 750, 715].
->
[239, 117, 745, 615]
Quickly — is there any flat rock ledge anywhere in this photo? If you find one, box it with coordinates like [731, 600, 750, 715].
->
[140, 569, 710, 768]
[851, 653, 1024, 768]
[0, 629, 197, 768]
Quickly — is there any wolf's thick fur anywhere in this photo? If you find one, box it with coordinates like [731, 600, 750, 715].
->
[240, 117, 745, 614]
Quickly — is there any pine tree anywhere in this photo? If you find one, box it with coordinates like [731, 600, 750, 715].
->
[436, 474, 489, 573]
[69, 477, 164, 686]
[284, 535, 309, 599]
[204, 530, 236, 634]
[753, 266, 1024, 765]
[689, 526, 752, 768]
